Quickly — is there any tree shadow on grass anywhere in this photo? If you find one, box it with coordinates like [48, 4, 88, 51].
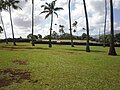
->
[65, 48, 106, 53]
[1, 46, 50, 51]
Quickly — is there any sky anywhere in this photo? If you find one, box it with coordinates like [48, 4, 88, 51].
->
[0, 0, 120, 39]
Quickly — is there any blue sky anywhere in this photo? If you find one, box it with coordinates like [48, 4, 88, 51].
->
[114, 9, 120, 23]
[0, 0, 120, 39]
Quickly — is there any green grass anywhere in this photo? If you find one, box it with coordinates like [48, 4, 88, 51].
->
[0, 42, 120, 90]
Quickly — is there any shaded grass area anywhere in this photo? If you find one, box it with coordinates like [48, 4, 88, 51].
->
[0, 42, 120, 90]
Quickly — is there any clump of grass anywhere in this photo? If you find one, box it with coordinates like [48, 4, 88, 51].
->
[12, 59, 28, 65]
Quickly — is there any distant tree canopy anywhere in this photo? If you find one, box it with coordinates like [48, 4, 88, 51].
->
[59, 25, 64, 34]
[27, 34, 42, 40]
[44, 31, 81, 40]
[115, 33, 120, 43]
[81, 33, 87, 40]
[38, 34, 42, 39]
[52, 31, 59, 39]
[100, 34, 111, 44]
[99, 33, 120, 44]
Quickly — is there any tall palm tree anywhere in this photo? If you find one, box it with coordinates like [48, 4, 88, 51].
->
[83, 0, 90, 52]
[103, 0, 107, 47]
[40, 0, 63, 47]
[108, 0, 117, 55]
[31, 0, 35, 46]
[68, 0, 74, 47]
[6, 0, 21, 46]
[0, 0, 8, 44]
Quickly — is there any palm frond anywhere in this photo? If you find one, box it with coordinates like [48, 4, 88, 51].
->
[40, 10, 49, 15]
[7, 0, 21, 10]
[45, 13, 51, 19]
[51, 1, 55, 9]
[41, 5, 46, 8]
[0, 0, 7, 11]
[54, 7, 63, 11]
[0, 26, 3, 33]
[45, 2, 50, 7]
[12, 4, 19, 9]
[54, 12, 58, 18]
[14, 0, 20, 4]
[44, 6, 50, 10]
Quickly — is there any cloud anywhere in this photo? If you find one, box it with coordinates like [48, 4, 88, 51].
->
[0, 0, 120, 39]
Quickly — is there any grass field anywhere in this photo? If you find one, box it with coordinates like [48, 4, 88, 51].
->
[0, 43, 120, 90]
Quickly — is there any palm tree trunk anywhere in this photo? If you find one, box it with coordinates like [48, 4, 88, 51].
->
[31, 0, 35, 46]
[83, 0, 90, 52]
[68, 0, 74, 47]
[0, 12, 8, 44]
[108, 0, 117, 55]
[9, 6, 16, 46]
[103, 0, 107, 47]
[49, 13, 53, 48]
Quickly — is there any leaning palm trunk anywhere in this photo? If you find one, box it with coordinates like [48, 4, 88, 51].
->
[68, 0, 74, 47]
[31, 0, 35, 46]
[108, 0, 117, 55]
[83, 0, 90, 52]
[49, 13, 53, 47]
[103, 0, 107, 47]
[0, 12, 8, 44]
[8, 6, 16, 46]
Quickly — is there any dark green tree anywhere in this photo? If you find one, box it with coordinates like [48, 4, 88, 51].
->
[115, 33, 120, 43]
[38, 34, 42, 39]
[81, 33, 87, 40]
[27, 34, 38, 40]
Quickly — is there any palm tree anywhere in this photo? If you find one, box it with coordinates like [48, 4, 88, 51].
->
[40, 0, 63, 47]
[103, 0, 107, 47]
[108, 0, 117, 55]
[72, 21, 77, 33]
[59, 25, 64, 35]
[31, 0, 35, 46]
[0, 0, 8, 44]
[68, 0, 74, 47]
[6, 0, 21, 46]
[83, 0, 90, 52]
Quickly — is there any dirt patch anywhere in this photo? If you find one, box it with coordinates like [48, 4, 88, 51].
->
[12, 59, 28, 65]
[0, 68, 31, 88]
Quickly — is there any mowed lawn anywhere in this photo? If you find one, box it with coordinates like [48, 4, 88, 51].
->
[0, 43, 120, 90]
